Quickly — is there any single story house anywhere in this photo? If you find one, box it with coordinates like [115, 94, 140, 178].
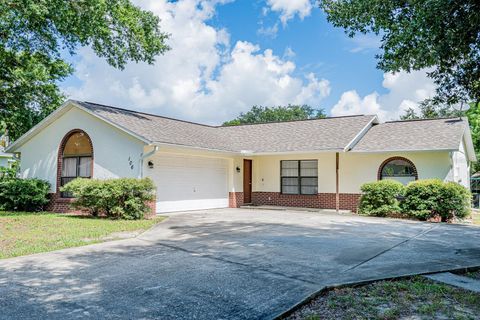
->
[6, 100, 476, 213]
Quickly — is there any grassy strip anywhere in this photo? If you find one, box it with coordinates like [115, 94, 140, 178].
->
[472, 212, 480, 226]
[0, 212, 164, 259]
[287, 276, 480, 320]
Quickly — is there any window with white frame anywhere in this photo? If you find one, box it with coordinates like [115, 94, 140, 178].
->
[281, 160, 318, 195]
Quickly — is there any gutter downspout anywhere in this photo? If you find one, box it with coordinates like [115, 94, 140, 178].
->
[139, 146, 159, 178]
[336, 152, 339, 212]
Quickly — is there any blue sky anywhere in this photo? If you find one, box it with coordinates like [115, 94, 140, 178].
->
[62, 0, 434, 124]
[213, 1, 385, 106]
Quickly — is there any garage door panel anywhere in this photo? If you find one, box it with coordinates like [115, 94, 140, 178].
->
[150, 154, 229, 213]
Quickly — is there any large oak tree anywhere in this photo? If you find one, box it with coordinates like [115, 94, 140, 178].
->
[223, 105, 326, 126]
[1, 0, 169, 140]
[320, 0, 480, 112]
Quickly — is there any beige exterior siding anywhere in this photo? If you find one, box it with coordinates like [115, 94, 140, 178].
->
[340, 151, 452, 193]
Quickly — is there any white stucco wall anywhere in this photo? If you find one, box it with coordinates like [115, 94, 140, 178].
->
[451, 139, 470, 188]
[340, 151, 453, 193]
[16, 107, 146, 192]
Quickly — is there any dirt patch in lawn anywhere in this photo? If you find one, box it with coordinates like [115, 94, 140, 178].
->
[285, 276, 480, 320]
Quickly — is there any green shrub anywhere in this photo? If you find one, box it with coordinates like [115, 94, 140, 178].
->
[0, 178, 50, 211]
[62, 178, 156, 220]
[0, 161, 18, 180]
[358, 180, 405, 217]
[438, 182, 471, 220]
[401, 179, 471, 221]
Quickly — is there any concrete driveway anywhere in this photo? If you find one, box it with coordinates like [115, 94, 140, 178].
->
[1, 209, 480, 319]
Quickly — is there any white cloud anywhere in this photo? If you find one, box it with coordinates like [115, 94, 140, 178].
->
[331, 69, 436, 121]
[348, 34, 382, 53]
[64, 0, 330, 124]
[283, 47, 296, 59]
[266, 0, 313, 25]
[257, 22, 279, 38]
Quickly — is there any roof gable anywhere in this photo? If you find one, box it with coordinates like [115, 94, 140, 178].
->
[351, 117, 470, 155]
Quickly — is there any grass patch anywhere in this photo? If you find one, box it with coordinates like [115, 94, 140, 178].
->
[472, 212, 480, 226]
[286, 276, 480, 320]
[0, 212, 165, 259]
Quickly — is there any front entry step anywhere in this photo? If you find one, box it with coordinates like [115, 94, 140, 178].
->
[239, 205, 351, 214]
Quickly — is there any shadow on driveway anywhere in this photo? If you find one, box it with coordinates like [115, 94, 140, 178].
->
[1, 208, 480, 319]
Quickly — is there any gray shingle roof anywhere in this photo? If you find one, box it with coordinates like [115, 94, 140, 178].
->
[77, 101, 376, 153]
[351, 117, 467, 152]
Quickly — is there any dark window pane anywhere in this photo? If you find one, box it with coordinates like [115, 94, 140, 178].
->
[78, 157, 92, 177]
[381, 159, 415, 177]
[62, 158, 77, 177]
[300, 160, 318, 177]
[282, 177, 299, 194]
[301, 185, 318, 195]
[381, 159, 416, 185]
[301, 177, 318, 194]
[281, 160, 299, 177]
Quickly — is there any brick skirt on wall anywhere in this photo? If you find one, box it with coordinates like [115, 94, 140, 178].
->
[228, 192, 361, 212]
[229, 192, 244, 208]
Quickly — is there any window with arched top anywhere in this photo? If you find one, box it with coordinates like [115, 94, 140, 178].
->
[59, 130, 93, 197]
[378, 157, 417, 185]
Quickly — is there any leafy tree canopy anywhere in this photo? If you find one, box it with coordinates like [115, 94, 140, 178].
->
[222, 105, 326, 126]
[400, 104, 464, 120]
[466, 103, 480, 172]
[1, 0, 169, 140]
[320, 0, 480, 108]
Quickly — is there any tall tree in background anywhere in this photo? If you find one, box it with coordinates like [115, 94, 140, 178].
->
[466, 103, 480, 172]
[400, 103, 465, 120]
[223, 105, 326, 126]
[320, 0, 480, 113]
[1, 0, 169, 140]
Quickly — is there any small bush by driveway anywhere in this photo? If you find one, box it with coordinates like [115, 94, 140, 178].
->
[0, 212, 165, 259]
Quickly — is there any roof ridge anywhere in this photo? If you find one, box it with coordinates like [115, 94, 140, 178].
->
[81, 101, 216, 128]
[384, 116, 464, 124]
[218, 114, 372, 128]
[79, 100, 373, 128]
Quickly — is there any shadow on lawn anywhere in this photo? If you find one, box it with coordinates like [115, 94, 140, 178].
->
[1, 214, 480, 319]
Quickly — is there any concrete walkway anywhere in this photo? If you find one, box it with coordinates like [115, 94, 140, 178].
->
[425, 272, 480, 293]
[1, 208, 480, 319]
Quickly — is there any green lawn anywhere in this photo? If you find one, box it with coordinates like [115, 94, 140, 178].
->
[287, 276, 480, 320]
[0, 212, 165, 259]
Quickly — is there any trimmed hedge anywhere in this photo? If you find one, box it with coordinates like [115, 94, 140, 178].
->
[0, 178, 51, 211]
[358, 180, 405, 217]
[61, 178, 156, 220]
[359, 179, 471, 221]
[401, 179, 471, 221]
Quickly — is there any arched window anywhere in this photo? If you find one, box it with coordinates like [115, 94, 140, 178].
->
[59, 130, 93, 197]
[378, 157, 417, 185]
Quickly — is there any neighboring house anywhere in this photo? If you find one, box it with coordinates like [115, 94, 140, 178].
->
[6, 100, 477, 213]
[0, 151, 14, 168]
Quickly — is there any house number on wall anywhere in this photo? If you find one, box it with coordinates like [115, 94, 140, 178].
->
[128, 157, 134, 170]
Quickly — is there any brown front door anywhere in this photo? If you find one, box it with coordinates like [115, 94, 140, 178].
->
[243, 159, 252, 203]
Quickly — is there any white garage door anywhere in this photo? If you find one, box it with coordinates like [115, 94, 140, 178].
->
[151, 154, 229, 213]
